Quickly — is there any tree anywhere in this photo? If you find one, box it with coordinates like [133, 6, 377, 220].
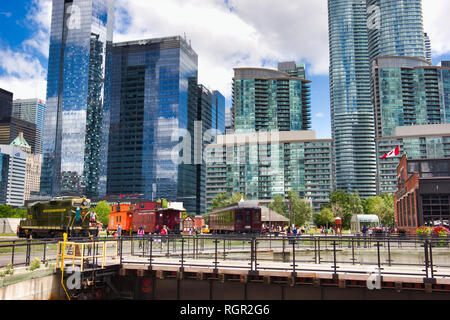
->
[363, 194, 395, 226]
[269, 195, 287, 217]
[0, 205, 26, 218]
[210, 193, 230, 211]
[314, 207, 334, 227]
[287, 190, 312, 227]
[328, 190, 364, 229]
[210, 193, 246, 211]
[229, 193, 246, 204]
[157, 198, 168, 209]
[93, 201, 111, 226]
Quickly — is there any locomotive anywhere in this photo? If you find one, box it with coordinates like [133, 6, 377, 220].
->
[107, 201, 184, 235]
[17, 196, 98, 238]
[208, 200, 262, 234]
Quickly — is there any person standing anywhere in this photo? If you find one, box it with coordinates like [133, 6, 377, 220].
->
[117, 224, 122, 238]
[138, 226, 145, 248]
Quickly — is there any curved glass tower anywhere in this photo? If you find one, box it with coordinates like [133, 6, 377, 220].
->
[367, 0, 425, 64]
[328, 0, 377, 198]
[41, 0, 114, 198]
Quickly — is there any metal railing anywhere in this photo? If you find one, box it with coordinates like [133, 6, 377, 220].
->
[1, 234, 450, 282]
[119, 233, 450, 281]
[0, 236, 115, 270]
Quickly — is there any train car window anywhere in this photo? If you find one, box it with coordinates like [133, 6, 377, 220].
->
[236, 212, 242, 222]
[253, 210, 260, 222]
[246, 211, 251, 225]
[129, 206, 133, 211]
[116, 206, 120, 212]
[151, 216, 154, 223]
[119, 216, 122, 223]
[140, 203, 145, 209]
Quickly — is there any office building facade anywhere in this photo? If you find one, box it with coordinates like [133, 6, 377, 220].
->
[12, 99, 46, 154]
[0, 88, 13, 121]
[377, 124, 450, 194]
[0, 117, 37, 154]
[394, 155, 450, 233]
[373, 55, 450, 193]
[10, 133, 42, 202]
[41, 0, 114, 198]
[107, 36, 203, 214]
[373, 56, 450, 138]
[205, 131, 333, 212]
[232, 67, 311, 133]
[0, 144, 27, 207]
[328, 0, 377, 198]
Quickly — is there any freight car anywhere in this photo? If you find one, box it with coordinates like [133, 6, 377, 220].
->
[131, 201, 160, 234]
[208, 201, 262, 234]
[107, 204, 136, 236]
[17, 196, 98, 238]
[108, 201, 185, 235]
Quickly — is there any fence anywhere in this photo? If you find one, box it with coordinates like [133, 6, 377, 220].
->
[119, 234, 450, 280]
[1, 234, 450, 281]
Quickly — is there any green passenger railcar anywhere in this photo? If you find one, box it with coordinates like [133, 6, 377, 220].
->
[17, 196, 98, 238]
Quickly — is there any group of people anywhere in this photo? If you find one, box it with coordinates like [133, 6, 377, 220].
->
[318, 226, 340, 235]
[361, 226, 392, 236]
[261, 225, 310, 236]
[114, 224, 169, 238]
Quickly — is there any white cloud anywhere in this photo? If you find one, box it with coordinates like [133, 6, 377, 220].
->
[2, 0, 450, 103]
[315, 112, 324, 119]
[423, 0, 450, 58]
[114, 0, 329, 101]
[0, 48, 47, 99]
[0, 0, 50, 99]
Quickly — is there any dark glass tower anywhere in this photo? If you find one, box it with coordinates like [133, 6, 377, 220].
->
[0, 88, 13, 121]
[41, 0, 114, 198]
[107, 36, 204, 214]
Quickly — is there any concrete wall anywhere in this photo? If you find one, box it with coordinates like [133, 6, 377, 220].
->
[0, 270, 63, 300]
[0, 218, 22, 234]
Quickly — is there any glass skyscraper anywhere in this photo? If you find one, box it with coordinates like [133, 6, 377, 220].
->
[367, 0, 426, 65]
[41, 0, 114, 198]
[205, 131, 333, 212]
[107, 36, 202, 214]
[373, 56, 450, 193]
[12, 99, 46, 154]
[233, 66, 311, 133]
[328, 0, 377, 198]
[0, 88, 13, 121]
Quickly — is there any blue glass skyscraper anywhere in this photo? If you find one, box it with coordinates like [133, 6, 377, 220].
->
[107, 36, 201, 213]
[41, 0, 114, 198]
[328, 0, 377, 198]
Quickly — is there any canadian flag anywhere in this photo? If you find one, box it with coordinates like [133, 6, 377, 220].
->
[381, 146, 400, 159]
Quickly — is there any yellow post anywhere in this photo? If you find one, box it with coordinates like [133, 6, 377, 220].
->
[61, 233, 71, 300]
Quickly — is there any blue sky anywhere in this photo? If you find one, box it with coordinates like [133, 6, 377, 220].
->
[1, 0, 450, 140]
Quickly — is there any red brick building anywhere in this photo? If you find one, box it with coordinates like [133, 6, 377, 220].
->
[394, 155, 450, 234]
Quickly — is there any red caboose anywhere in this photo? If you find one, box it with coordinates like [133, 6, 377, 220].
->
[155, 208, 183, 234]
[108, 204, 136, 236]
[132, 201, 161, 234]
